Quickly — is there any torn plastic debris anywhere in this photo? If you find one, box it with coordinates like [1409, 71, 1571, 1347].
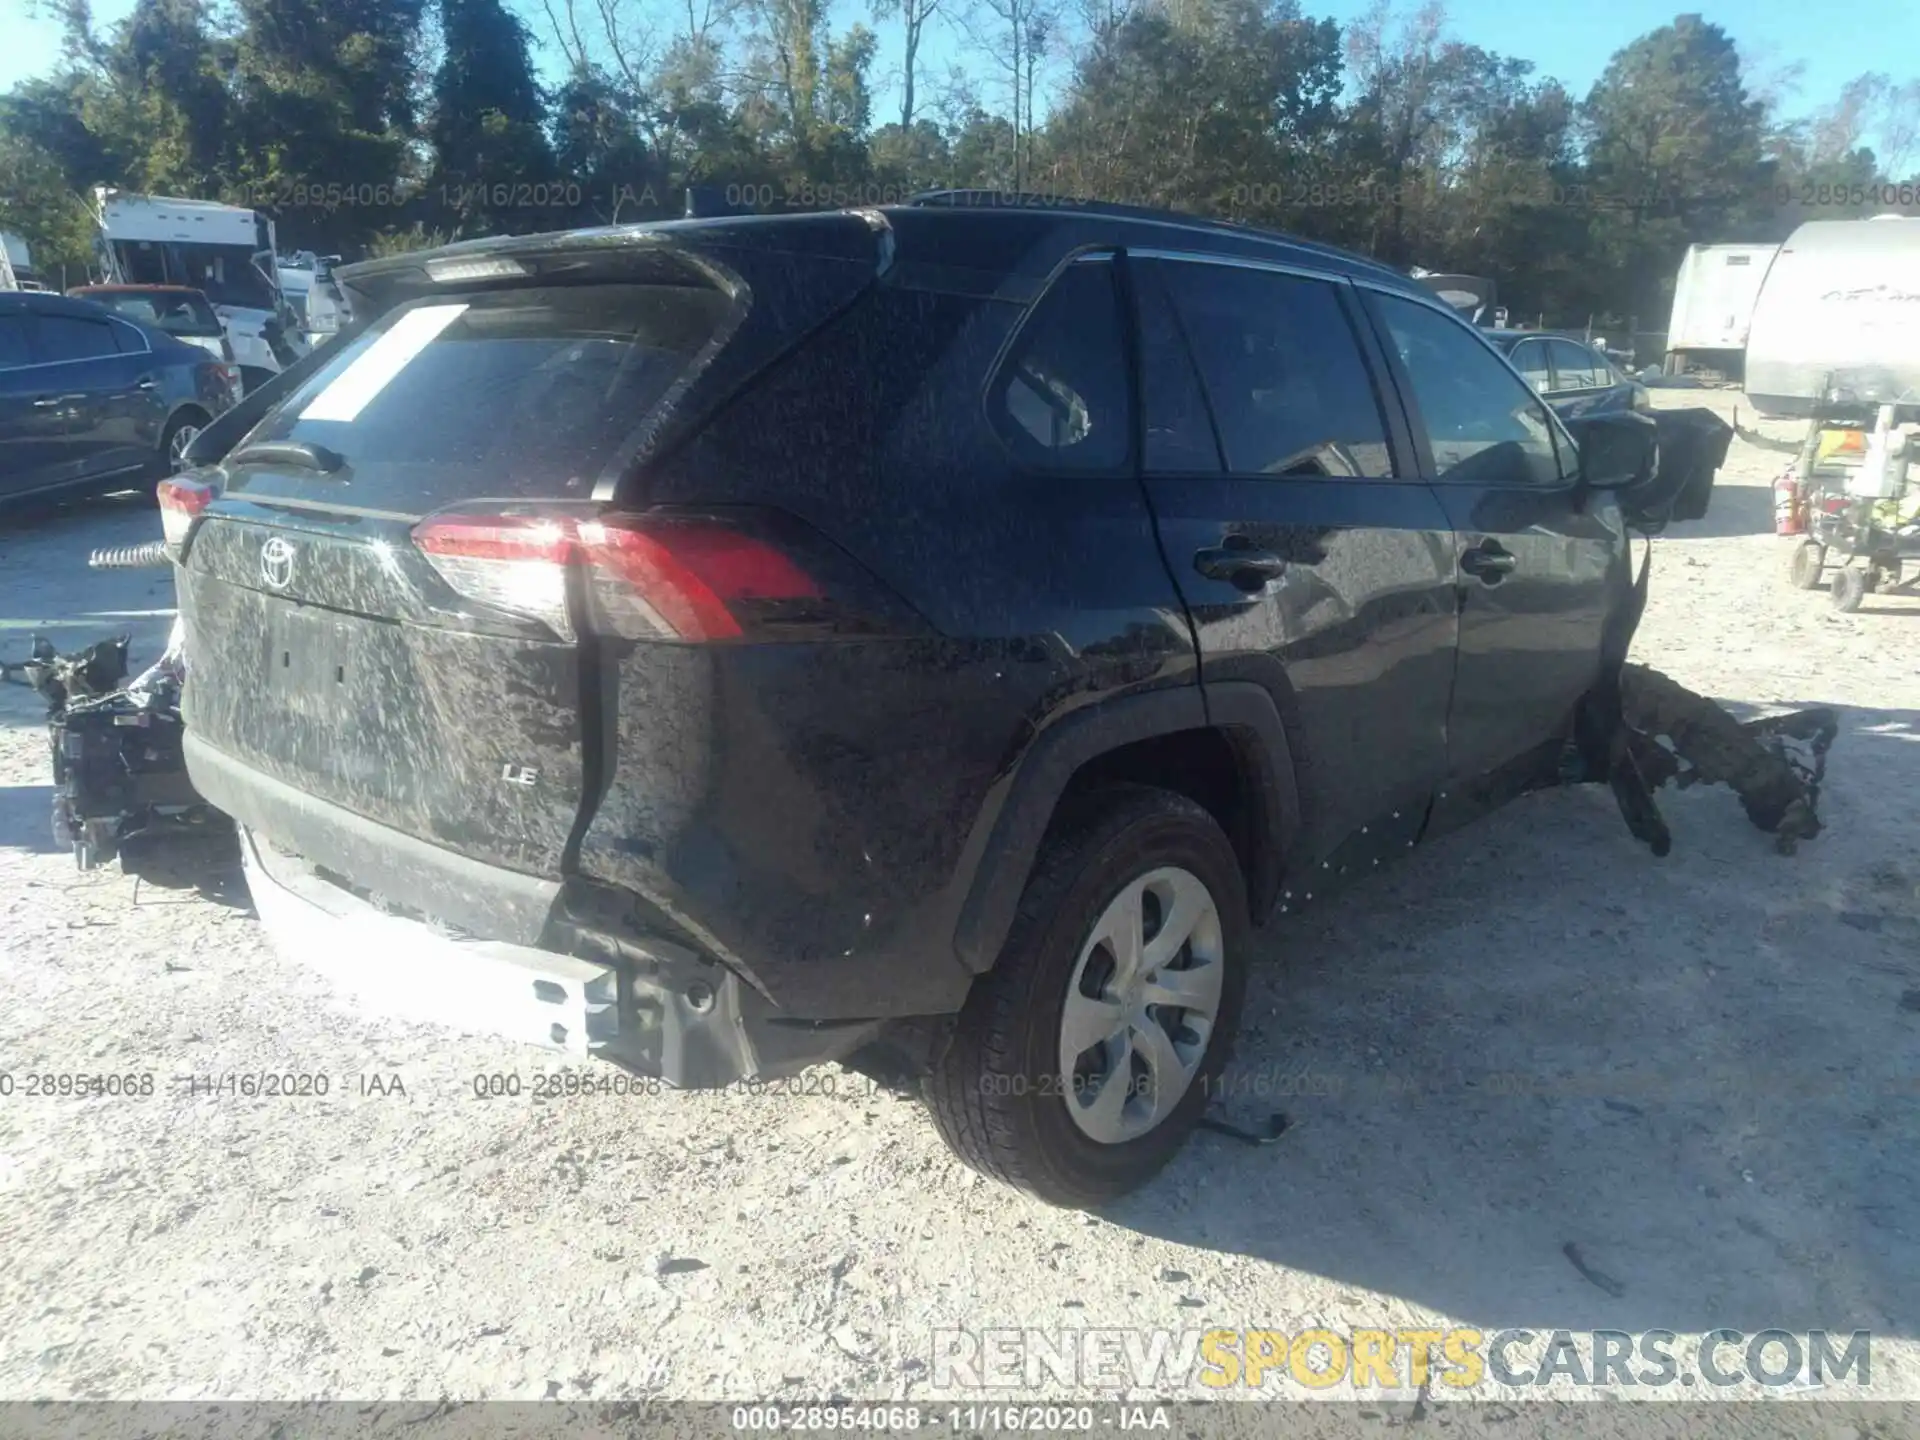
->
[4, 612, 231, 874]
[1567, 406, 1837, 855]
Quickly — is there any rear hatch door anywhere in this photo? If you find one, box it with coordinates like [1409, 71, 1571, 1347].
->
[179, 218, 885, 892]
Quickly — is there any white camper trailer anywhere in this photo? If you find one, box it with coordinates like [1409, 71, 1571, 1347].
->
[1662, 242, 1779, 377]
[1, 232, 47, 291]
[1745, 216, 1920, 420]
[92, 188, 307, 390]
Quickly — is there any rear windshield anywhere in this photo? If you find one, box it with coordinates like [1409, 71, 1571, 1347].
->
[88, 291, 223, 335]
[233, 283, 734, 513]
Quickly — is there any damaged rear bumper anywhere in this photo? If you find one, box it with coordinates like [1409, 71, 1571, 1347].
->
[237, 822, 882, 1088]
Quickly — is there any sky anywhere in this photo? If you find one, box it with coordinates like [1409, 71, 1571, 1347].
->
[2, 0, 1914, 140]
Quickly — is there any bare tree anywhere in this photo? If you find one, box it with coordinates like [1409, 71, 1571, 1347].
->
[870, 0, 942, 131]
[957, 0, 1057, 189]
[1869, 77, 1920, 178]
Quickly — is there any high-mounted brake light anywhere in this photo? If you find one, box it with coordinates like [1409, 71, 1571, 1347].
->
[425, 255, 527, 283]
[408, 511, 835, 643]
[157, 476, 217, 558]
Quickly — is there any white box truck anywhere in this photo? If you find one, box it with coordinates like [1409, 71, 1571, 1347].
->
[1662, 242, 1780, 379]
[92, 188, 308, 391]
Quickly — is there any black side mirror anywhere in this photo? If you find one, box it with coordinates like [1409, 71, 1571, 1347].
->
[1565, 410, 1659, 492]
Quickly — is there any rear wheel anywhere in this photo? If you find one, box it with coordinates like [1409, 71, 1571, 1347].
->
[925, 786, 1249, 1208]
[1830, 565, 1869, 612]
[152, 410, 210, 502]
[1787, 539, 1825, 590]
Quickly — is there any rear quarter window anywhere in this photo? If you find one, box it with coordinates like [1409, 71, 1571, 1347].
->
[987, 259, 1131, 472]
[233, 283, 735, 514]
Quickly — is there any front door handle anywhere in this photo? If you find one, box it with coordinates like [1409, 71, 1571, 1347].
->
[1195, 545, 1288, 591]
[31, 396, 62, 409]
[1460, 542, 1518, 583]
[136, 377, 159, 392]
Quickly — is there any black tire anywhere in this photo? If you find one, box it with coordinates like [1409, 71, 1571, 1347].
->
[1830, 565, 1868, 612]
[151, 410, 209, 504]
[925, 785, 1251, 1208]
[1787, 539, 1825, 591]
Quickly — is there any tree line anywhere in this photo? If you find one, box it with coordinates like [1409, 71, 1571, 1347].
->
[3, 0, 1917, 330]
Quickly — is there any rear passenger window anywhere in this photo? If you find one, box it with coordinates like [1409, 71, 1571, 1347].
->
[990, 259, 1130, 471]
[1158, 260, 1394, 478]
[34, 315, 120, 364]
[0, 317, 29, 368]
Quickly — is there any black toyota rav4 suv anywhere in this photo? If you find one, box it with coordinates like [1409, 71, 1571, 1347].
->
[166, 195, 1691, 1207]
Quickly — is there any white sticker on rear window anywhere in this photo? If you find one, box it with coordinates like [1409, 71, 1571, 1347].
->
[298, 303, 470, 424]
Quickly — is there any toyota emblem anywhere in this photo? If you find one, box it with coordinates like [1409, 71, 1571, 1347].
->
[260, 535, 296, 591]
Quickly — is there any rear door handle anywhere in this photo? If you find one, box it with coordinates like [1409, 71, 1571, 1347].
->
[1194, 545, 1288, 591]
[136, 377, 159, 392]
[1460, 542, 1518, 583]
[31, 396, 62, 409]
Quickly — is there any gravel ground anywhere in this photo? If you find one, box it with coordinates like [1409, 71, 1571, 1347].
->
[3, 392, 1918, 1409]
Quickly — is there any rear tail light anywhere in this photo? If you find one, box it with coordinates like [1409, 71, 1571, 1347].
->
[205, 361, 241, 403]
[577, 517, 820, 641]
[158, 476, 217, 558]
[413, 516, 577, 640]
[410, 509, 919, 643]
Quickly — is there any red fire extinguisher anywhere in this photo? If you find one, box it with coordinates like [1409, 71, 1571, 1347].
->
[1774, 468, 1805, 536]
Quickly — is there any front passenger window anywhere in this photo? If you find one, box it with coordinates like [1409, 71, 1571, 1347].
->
[1373, 294, 1563, 487]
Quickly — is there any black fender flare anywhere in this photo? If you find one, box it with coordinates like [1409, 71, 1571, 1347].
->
[950, 682, 1301, 975]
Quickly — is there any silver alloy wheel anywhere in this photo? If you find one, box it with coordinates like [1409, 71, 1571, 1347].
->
[1058, 865, 1225, 1144]
[168, 424, 201, 472]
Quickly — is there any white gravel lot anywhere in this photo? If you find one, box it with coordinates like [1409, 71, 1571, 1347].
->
[2, 391, 1918, 1412]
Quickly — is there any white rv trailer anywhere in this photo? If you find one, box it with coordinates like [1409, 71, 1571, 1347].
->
[1661, 242, 1780, 377]
[1, 231, 47, 290]
[1744, 216, 1920, 420]
[92, 188, 308, 390]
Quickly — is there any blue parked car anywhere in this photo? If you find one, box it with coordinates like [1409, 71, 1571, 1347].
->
[0, 289, 240, 506]
[1486, 330, 1652, 419]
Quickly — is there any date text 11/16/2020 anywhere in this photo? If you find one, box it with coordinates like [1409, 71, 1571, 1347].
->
[730, 1406, 1172, 1432]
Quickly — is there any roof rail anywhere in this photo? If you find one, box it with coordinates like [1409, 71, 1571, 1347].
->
[910, 189, 1201, 224]
[908, 188, 1410, 280]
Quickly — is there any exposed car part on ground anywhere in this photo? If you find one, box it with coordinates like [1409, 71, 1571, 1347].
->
[169, 196, 1747, 1206]
[1558, 402, 1836, 858]
[3, 533, 231, 874]
[1611, 666, 1837, 856]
